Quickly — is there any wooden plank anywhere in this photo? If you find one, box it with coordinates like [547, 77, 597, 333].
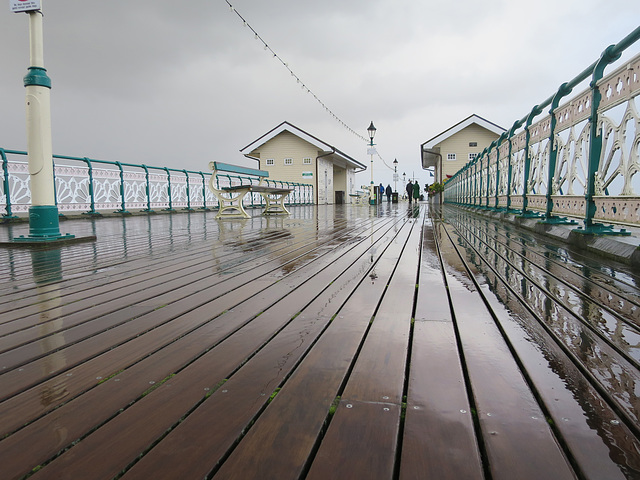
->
[399, 219, 483, 480]
[119, 220, 404, 479]
[0, 218, 343, 330]
[0, 218, 375, 396]
[446, 211, 640, 480]
[438, 222, 577, 480]
[11, 218, 405, 480]
[210, 221, 415, 480]
[305, 216, 422, 480]
[0, 217, 394, 431]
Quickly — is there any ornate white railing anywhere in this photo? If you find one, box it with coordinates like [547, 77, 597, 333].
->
[0, 152, 314, 218]
[444, 27, 640, 234]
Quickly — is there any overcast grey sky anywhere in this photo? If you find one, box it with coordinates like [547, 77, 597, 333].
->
[1, 0, 639, 189]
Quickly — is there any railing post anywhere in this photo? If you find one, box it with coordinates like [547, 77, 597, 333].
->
[541, 83, 576, 225]
[492, 141, 500, 209]
[199, 172, 210, 210]
[164, 167, 174, 211]
[141, 164, 153, 212]
[82, 157, 101, 216]
[519, 105, 543, 217]
[506, 121, 522, 212]
[182, 169, 193, 211]
[114, 161, 130, 214]
[583, 45, 621, 232]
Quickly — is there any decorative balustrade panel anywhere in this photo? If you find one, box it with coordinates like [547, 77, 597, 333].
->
[554, 119, 590, 196]
[3, 162, 30, 212]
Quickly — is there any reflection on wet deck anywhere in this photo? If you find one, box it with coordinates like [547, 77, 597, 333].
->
[0, 203, 639, 480]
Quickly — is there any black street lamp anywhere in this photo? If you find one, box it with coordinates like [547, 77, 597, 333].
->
[393, 158, 398, 193]
[367, 121, 376, 205]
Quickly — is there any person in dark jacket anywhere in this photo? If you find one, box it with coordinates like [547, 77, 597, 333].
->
[413, 181, 420, 202]
[406, 181, 413, 204]
[385, 184, 392, 202]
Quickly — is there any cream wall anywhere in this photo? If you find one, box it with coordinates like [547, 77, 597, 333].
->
[317, 156, 333, 204]
[253, 131, 319, 183]
[435, 124, 500, 179]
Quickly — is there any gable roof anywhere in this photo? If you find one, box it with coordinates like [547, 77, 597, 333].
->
[240, 121, 366, 170]
[421, 114, 505, 150]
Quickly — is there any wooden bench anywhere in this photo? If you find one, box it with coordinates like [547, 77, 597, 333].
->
[208, 161, 293, 219]
[349, 186, 371, 205]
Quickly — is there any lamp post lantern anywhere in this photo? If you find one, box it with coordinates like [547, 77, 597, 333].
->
[367, 121, 376, 205]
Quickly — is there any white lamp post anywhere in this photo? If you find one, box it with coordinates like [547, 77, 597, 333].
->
[367, 121, 376, 205]
[12, 1, 74, 243]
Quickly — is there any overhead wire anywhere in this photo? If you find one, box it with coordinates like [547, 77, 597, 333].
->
[224, 0, 395, 171]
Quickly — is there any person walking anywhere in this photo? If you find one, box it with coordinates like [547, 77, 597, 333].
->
[406, 180, 413, 204]
[413, 181, 421, 203]
[385, 184, 392, 202]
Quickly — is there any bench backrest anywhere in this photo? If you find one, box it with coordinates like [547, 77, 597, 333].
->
[210, 161, 269, 178]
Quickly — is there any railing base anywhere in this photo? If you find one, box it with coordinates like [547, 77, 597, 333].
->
[573, 223, 631, 236]
[539, 215, 578, 226]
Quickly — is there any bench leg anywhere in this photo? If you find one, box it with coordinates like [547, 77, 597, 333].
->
[261, 193, 291, 216]
[214, 190, 251, 219]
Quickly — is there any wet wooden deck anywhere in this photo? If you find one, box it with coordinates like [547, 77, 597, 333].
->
[1, 203, 640, 480]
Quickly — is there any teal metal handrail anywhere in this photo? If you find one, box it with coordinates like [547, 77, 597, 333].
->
[444, 26, 640, 234]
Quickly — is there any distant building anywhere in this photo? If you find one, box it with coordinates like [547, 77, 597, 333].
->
[421, 114, 505, 184]
[241, 121, 366, 205]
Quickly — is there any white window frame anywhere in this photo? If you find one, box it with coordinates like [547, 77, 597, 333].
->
[447, 153, 457, 161]
[303, 157, 312, 165]
[469, 153, 477, 161]
[265, 158, 274, 166]
[284, 158, 293, 166]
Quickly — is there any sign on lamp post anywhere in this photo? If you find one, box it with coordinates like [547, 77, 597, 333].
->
[10, 0, 41, 13]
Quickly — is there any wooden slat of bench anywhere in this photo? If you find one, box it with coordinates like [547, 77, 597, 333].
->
[304, 217, 422, 480]
[399, 219, 483, 480]
[12, 218, 405, 480]
[222, 185, 292, 194]
[438, 223, 577, 480]
[211, 161, 269, 178]
[210, 221, 415, 480]
[119, 220, 405, 479]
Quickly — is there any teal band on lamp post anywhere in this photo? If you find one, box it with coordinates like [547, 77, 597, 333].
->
[367, 121, 376, 205]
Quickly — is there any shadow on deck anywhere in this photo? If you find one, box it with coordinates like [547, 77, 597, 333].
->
[0, 202, 639, 480]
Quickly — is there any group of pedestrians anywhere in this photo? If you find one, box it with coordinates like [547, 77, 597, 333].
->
[405, 180, 420, 204]
[376, 181, 421, 203]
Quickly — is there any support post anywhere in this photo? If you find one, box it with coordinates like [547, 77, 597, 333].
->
[15, 7, 74, 242]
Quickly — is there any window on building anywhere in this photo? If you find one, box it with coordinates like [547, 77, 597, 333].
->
[284, 158, 293, 165]
[469, 153, 477, 161]
[265, 158, 274, 166]
[469, 142, 478, 147]
[303, 157, 312, 165]
[447, 153, 457, 161]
